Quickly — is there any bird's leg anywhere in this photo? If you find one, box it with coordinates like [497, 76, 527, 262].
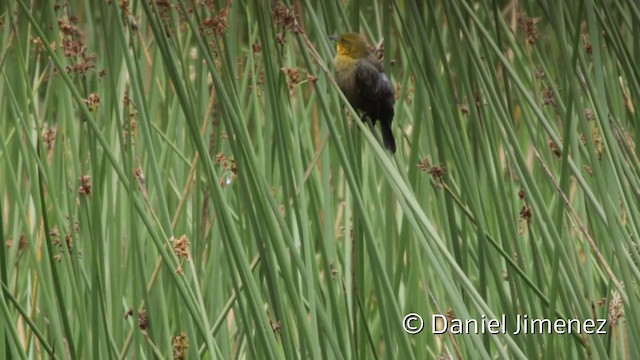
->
[361, 116, 378, 143]
[359, 113, 375, 125]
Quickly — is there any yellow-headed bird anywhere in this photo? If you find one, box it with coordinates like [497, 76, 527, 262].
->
[330, 32, 396, 153]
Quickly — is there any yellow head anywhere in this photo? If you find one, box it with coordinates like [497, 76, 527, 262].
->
[330, 32, 370, 59]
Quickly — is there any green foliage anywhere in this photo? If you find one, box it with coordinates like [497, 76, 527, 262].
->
[1, 0, 638, 358]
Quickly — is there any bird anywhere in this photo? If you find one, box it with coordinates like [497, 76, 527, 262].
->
[330, 32, 396, 153]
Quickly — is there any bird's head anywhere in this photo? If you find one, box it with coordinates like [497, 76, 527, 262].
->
[329, 32, 370, 59]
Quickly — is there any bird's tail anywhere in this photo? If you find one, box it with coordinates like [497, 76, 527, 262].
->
[381, 123, 396, 153]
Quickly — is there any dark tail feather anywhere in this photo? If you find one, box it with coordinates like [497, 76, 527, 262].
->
[381, 123, 396, 153]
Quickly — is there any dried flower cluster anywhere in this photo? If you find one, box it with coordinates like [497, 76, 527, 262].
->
[519, 205, 532, 224]
[516, 13, 541, 45]
[281, 67, 318, 96]
[272, 2, 302, 45]
[56, 15, 99, 76]
[418, 157, 446, 185]
[172, 332, 189, 360]
[138, 309, 149, 331]
[541, 86, 556, 107]
[518, 187, 533, 233]
[215, 152, 237, 187]
[548, 139, 561, 158]
[42, 126, 58, 151]
[79, 175, 92, 195]
[172, 235, 190, 275]
[201, 7, 229, 38]
[579, 127, 605, 160]
[5, 233, 28, 252]
[83, 93, 101, 111]
[51, 225, 81, 262]
[172, 235, 190, 259]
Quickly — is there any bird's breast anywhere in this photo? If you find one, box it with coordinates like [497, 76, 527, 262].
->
[334, 57, 360, 103]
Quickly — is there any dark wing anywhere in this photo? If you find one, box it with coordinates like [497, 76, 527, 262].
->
[355, 59, 397, 152]
[354, 59, 395, 121]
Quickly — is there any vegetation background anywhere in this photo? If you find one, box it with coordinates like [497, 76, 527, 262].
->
[1, 0, 638, 358]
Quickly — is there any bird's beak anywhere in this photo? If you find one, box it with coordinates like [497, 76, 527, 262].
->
[329, 35, 339, 42]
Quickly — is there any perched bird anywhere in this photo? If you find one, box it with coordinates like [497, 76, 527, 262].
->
[330, 32, 396, 153]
